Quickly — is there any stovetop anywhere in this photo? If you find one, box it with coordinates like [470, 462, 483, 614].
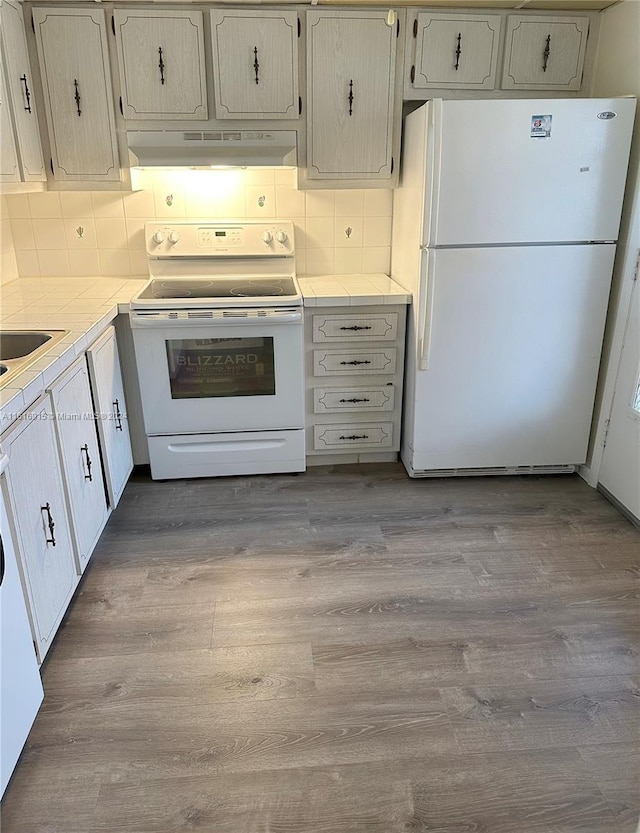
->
[138, 277, 299, 301]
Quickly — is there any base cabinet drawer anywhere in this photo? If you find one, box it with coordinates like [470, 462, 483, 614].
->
[314, 348, 396, 376]
[312, 313, 398, 342]
[314, 422, 394, 450]
[314, 385, 395, 414]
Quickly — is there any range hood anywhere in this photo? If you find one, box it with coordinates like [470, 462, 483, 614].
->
[127, 130, 297, 168]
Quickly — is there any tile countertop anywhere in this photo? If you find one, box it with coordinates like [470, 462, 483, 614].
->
[0, 272, 411, 429]
[298, 274, 411, 306]
[0, 276, 146, 430]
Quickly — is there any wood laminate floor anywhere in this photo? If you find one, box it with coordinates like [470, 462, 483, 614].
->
[2, 465, 639, 832]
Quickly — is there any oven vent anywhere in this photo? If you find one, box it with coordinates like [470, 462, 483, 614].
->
[222, 310, 249, 318]
[187, 311, 214, 319]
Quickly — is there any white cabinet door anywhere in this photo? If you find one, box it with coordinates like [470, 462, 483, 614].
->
[86, 327, 133, 508]
[411, 13, 501, 90]
[0, 54, 19, 184]
[33, 7, 119, 181]
[307, 10, 397, 181]
[502, 15, 589, 91]
[50, 357, 108, 574]
[114, 10, 207, 120]
[210, 10, 299, 120]
[0, 0, 45, 181]
[1, 394, 78, 662]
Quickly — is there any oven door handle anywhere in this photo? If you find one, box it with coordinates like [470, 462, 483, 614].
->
[129, 310, 303, 327]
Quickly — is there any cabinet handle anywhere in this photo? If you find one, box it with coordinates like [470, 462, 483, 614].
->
[0, 538, 5, 588]
[41, 502, 56, 546]
[73, 79, 81, 116]
[20, 74, 32, 113]
[454, 33, 462, 71]
[113, 399, 123, 431]
[339, 325, 372, 332]
[158, 46, 165, 85]
[348, 79, 354, 116]
[81, 444, 93, 482]
[339, 434, 369, 441]
[253, 46, 260, 85]
[339, 360, 371, 366]
[542, 35, 551, 73]
[339, 397, 370, 404]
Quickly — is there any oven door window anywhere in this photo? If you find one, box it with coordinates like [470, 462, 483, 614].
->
[166, 337, 275, 399]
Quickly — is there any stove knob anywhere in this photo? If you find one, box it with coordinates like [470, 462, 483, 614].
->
[168, 230, 180, 245]
[152, 230, 165, 245]
[262, 231, 273, 244]
[275, 230, 288, 244]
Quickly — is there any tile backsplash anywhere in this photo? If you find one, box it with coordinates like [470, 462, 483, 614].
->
[1, 196, 19, 286]
[2, 169, 392, 279]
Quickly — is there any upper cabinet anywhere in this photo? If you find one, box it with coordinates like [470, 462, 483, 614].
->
[306, 10, 398, 184]
[0, 55, 20, 183]
[410, 12, 501, 91]
[0, 0, 46, 182]
[114, 10, 207, 120]
[502, 15, 589, 91]
[33, 7, 119, 181]
[210, 10, 299, 120]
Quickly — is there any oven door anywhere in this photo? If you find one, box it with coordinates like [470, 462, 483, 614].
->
[130, 309, 304, 435]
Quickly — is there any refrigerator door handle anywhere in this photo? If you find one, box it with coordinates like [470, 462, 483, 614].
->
[418, 250, 435, 371]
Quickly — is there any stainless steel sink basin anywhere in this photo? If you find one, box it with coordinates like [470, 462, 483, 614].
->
[0, 330, 69, 388]
[0, 331, 55, 361]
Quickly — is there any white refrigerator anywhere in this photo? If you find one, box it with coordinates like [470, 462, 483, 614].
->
[391, 97, 636, 477]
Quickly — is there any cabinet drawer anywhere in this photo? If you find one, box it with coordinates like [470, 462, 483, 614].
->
[313, 422, 393, 450]
[314, 385, 394, 414]
[313, 348, 396, 376]
[312, 312, 398, 342]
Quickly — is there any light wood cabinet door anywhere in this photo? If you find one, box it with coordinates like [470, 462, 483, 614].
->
[33, 7, 119, 181]
[0, 0, 45, 181]
[411, 12, 501, 90]
[50, 358, 108, 574]
[114, 10, 207, 120]
[1, 395, 78, 662]
[0, 54, 20, 183]
[502, 15, 589, 91]
[211, 10, 299, 120]
[86, 327, 133, 508]
[307, 10, 397, 181]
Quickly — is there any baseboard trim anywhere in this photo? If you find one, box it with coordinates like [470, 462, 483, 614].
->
[597, 483, 640, 528]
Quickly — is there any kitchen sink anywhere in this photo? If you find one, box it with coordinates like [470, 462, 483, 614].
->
[0, 331, 56, 361]
[0, 330, 69, 388]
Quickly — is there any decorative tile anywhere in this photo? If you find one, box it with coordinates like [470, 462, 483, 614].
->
[245, 186, 275, 218]
[334, 218, 362, 247]
[64, 219, 97, 249]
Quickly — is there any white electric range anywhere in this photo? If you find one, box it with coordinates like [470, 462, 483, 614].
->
[130, 221, 305, 480]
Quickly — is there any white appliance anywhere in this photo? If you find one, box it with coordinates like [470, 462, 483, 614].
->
[130, 221, 305, 480]
[0, 451, 43, 797]
[392, 97, 636, 477]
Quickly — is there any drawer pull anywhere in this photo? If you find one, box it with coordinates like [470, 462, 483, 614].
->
[339, 434, 369, 441]
[81, 444, 93, 482]
[113, 399, 123, 431]
[339, 397, 370, 403]
[339, 325, 372, 332]
[41, 502, 56, 546]
[339, 360, 371, 366]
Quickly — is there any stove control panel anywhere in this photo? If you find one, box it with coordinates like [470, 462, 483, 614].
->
[146, 221, 295, 257]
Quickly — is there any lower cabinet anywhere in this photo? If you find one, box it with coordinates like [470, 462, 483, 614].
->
[305, 305, 407, 461]
[0, 394, 78, 662]
[86, 327, 133, 508]
[50, 356, 108, 574]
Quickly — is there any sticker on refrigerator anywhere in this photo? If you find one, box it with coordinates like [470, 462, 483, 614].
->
[531, 115, 552, 138]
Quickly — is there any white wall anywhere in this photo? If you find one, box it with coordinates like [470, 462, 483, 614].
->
[584, 0, 640, 483]
[3, 170, 392, 279]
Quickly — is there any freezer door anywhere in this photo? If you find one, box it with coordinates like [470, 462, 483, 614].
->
[406, 245, 615, 471]
[421, 98, 635, 246]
